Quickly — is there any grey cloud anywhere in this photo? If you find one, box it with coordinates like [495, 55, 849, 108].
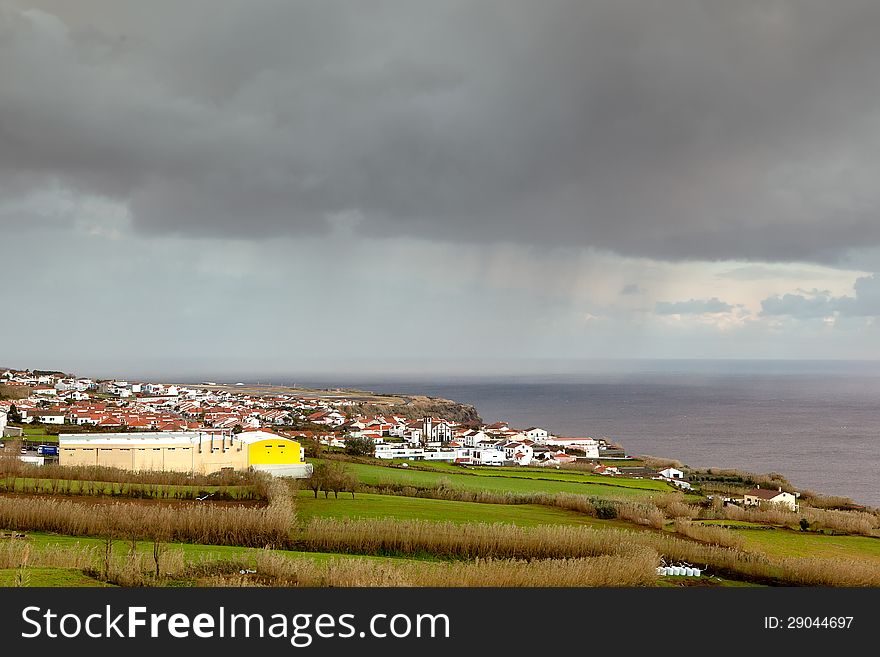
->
[620, 284, 644, 296]
[760, 275, 880, 318]
[759, 290, 837, 319]
[5, 1, 880, 261]
[655, 298, 734, 315]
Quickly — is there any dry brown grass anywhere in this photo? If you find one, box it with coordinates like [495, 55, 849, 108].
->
[722, 504, 799, 526]
[638, 455, 684, 470]
[0, 538, 186, 586]
[226, 550, 660, 587]
[654, 493, 700, 519]
[296, 517, 880, 587]
[802, 508, 878, 536]
[0, 479, 295, 548]
[798, 490, 860, 510]
[613, 501, 665, 529]
[298, 518, 649, 560]
[769, 557, 880, 586]
[673, 519, 745, 549]
[0, 453, 271, 493]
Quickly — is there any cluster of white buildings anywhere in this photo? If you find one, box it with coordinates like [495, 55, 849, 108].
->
[3, 366, 617, 472]
[331, 415, 604, 468]
[0, 368, 364, 436]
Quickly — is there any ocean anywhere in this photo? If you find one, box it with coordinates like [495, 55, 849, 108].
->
[285, 360, 880, 507]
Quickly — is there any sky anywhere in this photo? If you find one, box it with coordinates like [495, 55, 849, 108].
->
[3, 0, 880, 380]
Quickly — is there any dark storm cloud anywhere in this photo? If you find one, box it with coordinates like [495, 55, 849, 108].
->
[760, 275, 880, 318]
[4, 1, 880, 261]
[655, 298, 733, 315]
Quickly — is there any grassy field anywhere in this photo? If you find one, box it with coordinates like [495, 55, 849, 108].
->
[17, 531, 429, 565]
[296, 489, 641, 530]
[318, 459, 689, 499]
[18, 426, 59, 441]
[728, 527, 880, 562]
[0, 567, 111, 587]
[1, 478, 255, 499]
[386, 459, 675, 491]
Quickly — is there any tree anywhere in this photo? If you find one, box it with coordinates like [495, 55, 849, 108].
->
[306, 463, 329, 498]
[324, 461, 356, 499]
[344, 435, 375, 457]
[343, 471, 359, 499]
[7, 404, 21, 423]
[152, 527, 170, 580]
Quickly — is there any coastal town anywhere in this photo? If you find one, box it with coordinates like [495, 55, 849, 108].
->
[0, 366, 704, 493]
[4, 362, 879, 594]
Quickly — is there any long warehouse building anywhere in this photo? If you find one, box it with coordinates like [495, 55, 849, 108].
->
[58, 429, 312, 478]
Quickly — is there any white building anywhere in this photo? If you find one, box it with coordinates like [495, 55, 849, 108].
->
[21, 409, 66, 425]
[659, 467, 685, 480]
[743, 487, 799, 512]
[460, 430, 491, 448]
[524, 427, 550, 441]
[461, 448, 505, 466]
[502, 441, 534, 465]
[0, 410, 7, 436]
[34, 411, 66, 425]
[543, 436, 600, 458]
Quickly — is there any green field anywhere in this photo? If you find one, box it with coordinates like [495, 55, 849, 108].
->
[317, 459, 688, 499]
[0, 477, 255, 499]
[0, 567, 111, 587]
[296, 489, 640, 530]
[728, 527, 880, 562]
[18, 532, 428, 566]
[19, 426, 58, 441]
[387, 459, 675, 490]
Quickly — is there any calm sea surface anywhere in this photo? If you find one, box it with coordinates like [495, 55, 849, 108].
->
[278, 362, 880, 506]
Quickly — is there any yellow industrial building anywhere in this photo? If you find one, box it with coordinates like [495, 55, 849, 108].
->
[58, 429, 312, 478]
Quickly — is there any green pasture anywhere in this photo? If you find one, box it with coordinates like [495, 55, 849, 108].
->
[387, 459, 675, 490]
[0, 567, 111, 587]
[0, 477, 255, 499]
[17, 532, 431, 566]
[314, 459, 689, 499]
[728, 527, 880, 562]
[295, 489, 640, 530]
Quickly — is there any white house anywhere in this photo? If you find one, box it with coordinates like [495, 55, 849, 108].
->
[658, 468, 693, 490]
[544, 436, 600, 458]
[524, 427, 550, 441]
[459, 430, 492, 448]
[21, 409, 66, 425]
[502, 441, 534, 465]
[388, 419, 409, 438]
[32, 386, 58, 396]
[404, 422, 424, 445]
[0, 410, 7, 436]
[743, 487, 799, 512]
[659, 467, 685, 480]
[461, 447, 505, 466]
